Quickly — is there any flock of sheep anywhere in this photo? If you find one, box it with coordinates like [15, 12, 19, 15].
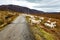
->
[26, 14, 56, 28]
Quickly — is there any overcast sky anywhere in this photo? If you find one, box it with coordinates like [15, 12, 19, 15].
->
[0, 0, 60, 12]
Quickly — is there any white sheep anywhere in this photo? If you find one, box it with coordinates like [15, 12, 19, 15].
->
[27, 15, 35, 19]
[47, 18, 51, 23]
[29, 19, 41, 24]
[47, 20, 51, 23]
[39, 17, 44, 20]
[44, 21, 56, 28]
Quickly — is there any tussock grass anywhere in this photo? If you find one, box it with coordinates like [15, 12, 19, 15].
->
[0, 10, 19, 31]
[26, 14, 60, 40]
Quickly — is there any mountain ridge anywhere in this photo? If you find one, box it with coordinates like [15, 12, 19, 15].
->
[0, 5, 60, 19]
[0, 5, 44, 14]
[0, 5, 60, 14]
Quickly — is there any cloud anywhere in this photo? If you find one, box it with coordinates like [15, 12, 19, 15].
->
[0, 0, 39, 8]
[26, 0, 60, 12]
[26, 0, 41, 3]
[12, 1, 39, 8]
[0, 0, 60, 12]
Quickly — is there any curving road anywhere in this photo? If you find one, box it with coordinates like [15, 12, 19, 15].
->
[0, 14, 35, 40]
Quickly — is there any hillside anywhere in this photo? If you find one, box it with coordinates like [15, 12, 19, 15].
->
[0, 5, 60, 19]
[26, 14, 60, 40]
[0, 5, 60, 40]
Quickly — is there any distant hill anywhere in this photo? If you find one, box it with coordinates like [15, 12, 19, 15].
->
[0, 5, 44, 14]
[0, 5, 60, 40]
[0, 5, 60, 19]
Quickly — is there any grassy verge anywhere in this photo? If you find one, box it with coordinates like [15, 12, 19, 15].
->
[0, 10, 19, 31]
[26, 15, 57, 40]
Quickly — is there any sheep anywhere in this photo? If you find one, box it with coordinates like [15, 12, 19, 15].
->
[29, 18, 41, 25]
[47, 20, 51, 23]
[44, 21, 56, 28]
[39, 17, 44, 20]
[26, 15, 35, 19]
[47, 18, 51, 23]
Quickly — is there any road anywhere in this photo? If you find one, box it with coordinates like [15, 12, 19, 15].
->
[0, 14, 35, 40]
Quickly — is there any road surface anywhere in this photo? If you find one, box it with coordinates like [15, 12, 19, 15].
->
[0, 14, 35, 40]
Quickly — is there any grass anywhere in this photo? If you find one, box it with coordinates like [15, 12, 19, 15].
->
[31, 24, 55, 40]
[26, 14, 60, 40]
[0, 10, 19, 31]
[38, 27, 55, 40]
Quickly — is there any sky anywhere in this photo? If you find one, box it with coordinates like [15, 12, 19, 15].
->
[0, 0, 60, 12]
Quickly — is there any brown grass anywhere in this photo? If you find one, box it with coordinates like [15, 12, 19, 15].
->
[0, 10, 19, 31]
[26, 14, 60, 40]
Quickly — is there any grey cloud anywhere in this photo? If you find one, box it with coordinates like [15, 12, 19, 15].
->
[26, 0, 55, 3]
[0, 0, 60, 12]
[39, 8, 60, 12]
[26, 0, 42, 3]
[34, 5, 60, 8]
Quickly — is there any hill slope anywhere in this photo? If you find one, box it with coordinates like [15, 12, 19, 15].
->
[0, 5, 60, 40]
[26, 14, 60, 40]
[0, 5, 60, 19]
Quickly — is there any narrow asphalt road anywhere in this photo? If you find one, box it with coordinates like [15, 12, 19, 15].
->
[0, 14, 35, 40]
